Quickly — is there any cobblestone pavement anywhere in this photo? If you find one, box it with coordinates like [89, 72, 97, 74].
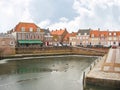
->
[87, 47, 120, 80]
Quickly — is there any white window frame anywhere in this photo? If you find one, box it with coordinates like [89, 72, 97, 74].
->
[21, 27, 25, 32]
[109, 33, 111, 35]
[29, 27, 33, 32]
[114, 32, 116, 36]
[84, 33, 87, 35]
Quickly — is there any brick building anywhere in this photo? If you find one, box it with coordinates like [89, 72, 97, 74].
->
[76, 29, 90, 46]
[63, 32, 77, 45]
[41, 28, 53, 46]
[50, 28, 68, 45]
[89, 30, 100, 46]
[0, 33, 15, 56]
[9, 22, 44, 47]
[69, 32, 77, 46]
[99, 31, 108, 46]
[108, 31, 119, 46]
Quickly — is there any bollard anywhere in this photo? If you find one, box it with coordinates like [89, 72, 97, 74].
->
[83, 71, 86, 89]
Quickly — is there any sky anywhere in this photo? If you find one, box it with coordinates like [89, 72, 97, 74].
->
[0, 0, 120, 33]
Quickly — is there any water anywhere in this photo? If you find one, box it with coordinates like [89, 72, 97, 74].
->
[0, 55, 115, 90]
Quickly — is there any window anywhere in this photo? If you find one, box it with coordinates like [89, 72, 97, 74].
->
[17, 33, 22, 40]
[84, 33, 87, 35]
[109, 37, 112, 40]
[86, 36, 88, 39]
[29, 27, 33, 32]
[80, 37, 82, 39]
[113, 37, 116, 40]
[78, 33, 81, 36]
[26, 34, 29, 39]
[114, 33, 116, 36]
[109, 33, 111, 35]
[21, 27, 25, 32]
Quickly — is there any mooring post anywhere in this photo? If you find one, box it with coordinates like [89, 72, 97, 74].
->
[83, 71, 86, 90]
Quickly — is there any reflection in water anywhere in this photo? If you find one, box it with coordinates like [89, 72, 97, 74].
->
[0, 55, 113, 90]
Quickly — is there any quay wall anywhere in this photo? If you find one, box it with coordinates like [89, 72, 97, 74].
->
[15, 47, 108, 56]
[86, 77, 120, 88]
[84, 48, 120, 89]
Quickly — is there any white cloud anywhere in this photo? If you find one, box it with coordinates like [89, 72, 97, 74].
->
[59, 17, 68, 22]
[47, 16, 81, 32]
[46, 0, 120, 32]
[0, 0, 120, 33]
[0, 0, 33, 33]
[38, 19, 51, 28]
[20, 8, 33, 22]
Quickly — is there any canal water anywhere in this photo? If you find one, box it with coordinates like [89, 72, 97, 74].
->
[0, 55, 116, 90]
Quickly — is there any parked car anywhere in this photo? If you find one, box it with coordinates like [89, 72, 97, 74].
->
[112, 45, 117, 49]
[94, 45, 103, 48]
[103, 45, 111, 48]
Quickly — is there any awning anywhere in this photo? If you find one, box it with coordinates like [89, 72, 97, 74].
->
[18, 40, 43, 44]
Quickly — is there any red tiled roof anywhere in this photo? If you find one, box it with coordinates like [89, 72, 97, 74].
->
[64, 32, 77, 40]
[50, 29, 66, 36]
[90, 30, 100, 37]
[14, 22, 39, 32]
[99, 31, 108, 37]
[118, 31, 120, 35]
[109, 31, 120, 36]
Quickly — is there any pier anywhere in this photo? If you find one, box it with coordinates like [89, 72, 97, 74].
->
[86, 47, 120, 88]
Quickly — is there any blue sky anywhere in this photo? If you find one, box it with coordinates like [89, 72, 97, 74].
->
[0, 0, 120, 33]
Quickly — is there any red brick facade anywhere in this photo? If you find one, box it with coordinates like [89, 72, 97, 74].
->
[0, 34, 15, 56]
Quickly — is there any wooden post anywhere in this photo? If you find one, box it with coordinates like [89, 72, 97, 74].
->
[83, 71, 86, 89]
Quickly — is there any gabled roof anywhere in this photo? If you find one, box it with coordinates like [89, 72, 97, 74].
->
[50, 29, 67, 36]
[77, 29, 90, 35]
[64, 32, 77, 40]
[14, 22, 39, 32]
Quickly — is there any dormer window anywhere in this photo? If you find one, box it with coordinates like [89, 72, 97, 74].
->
[29, 27, 33, 32]
[21, 27, 25, 32]
[114, 32, 116, 36]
